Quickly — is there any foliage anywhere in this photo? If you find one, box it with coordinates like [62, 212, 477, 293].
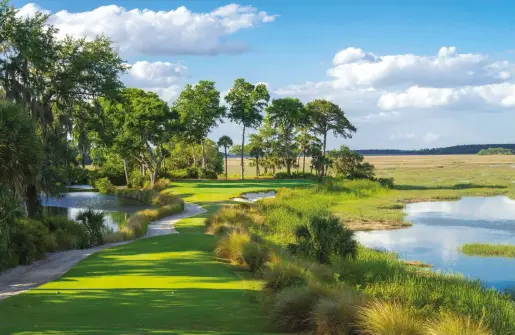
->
[225, 78, 270, 179]
[313, 288, 365, 335]
[460, 243, 515, 258]
[0, 187, 22, 269]
[174, 80, 225, 169]
[214, 230, 251, 264]
[274, 171, 317, 179]
[424, 313, 491, 335]
[306, 99, 356, 176]
[242, 242, 268, 272]
[42, 216, 89, 250]
[262, 261, 308, 292]
[10, 218, 48, 266]
[163, 138, 223, 178]
[477, 147, 514, 155]
[356, 300, 424, 335]
[289, 212, 357, 263]
[198, 168, 218, 180]
[218, 135, 233, 179]
[94, 177, 115, 194]
[76, 209, 105, 246]
[328, 145, 375, 179]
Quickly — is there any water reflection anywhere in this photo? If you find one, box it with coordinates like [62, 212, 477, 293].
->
[42, 190, 149, 232]
[355, 196, 515, 290]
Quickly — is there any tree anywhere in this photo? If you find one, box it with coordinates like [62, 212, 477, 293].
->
[217, 135, 233, 180]
[328, 145, 375, 179]
[266, 98, 304, 176]
[174, 81, 225, 169]
[0, 101, 42, 216]
[247, 134, 265, 178]
[306, 99, 356, 176]
[101, 88, 179, 187]
[225, 78, 269, 180]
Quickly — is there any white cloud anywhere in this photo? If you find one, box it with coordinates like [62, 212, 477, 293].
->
[378, 83, 515, 110]
[123, 61, 187, 87]
[18, 3, 277, 56]
[326, 46, 513, 89]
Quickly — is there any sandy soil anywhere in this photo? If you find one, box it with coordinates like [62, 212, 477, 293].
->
[0, 202, 206, 300]
[231, 191, 276, 203]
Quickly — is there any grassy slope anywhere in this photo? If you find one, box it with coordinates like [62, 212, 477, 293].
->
[0, 179, 313, 335]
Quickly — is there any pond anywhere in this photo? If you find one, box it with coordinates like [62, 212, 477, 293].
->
[355, 196, 515, 290]
[42, 187, 149, 231]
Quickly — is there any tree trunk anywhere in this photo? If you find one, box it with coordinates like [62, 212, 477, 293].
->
[201, 138, 206, 169]
[322, 132, 327, 177]
[191, 145, 197, 167]
[224, 147, 228, 180]
[255, 156, 259, 178]
[286, 160, 291, 176]
[81, 154, 85, 170]
[241, 126, 246, 180]
[25, 184, 40, 218]
[303, 149, 306, 173]
[150, 168, 158, 187]
[123, 157, 129, 186]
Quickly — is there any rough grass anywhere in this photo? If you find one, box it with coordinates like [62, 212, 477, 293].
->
[425, 313, 492, 335]
[0, 179, 309, 335]
[460, 243, 515, 258]
[356, 300, 424, 335]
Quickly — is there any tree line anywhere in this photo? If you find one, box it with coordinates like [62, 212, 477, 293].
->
[0, 0, 360, 221]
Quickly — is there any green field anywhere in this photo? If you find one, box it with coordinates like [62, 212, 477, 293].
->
[0, 180, 312, 335]
[2, 156, 515, 334]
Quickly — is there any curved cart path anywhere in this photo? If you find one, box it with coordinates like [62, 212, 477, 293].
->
[0, 202, 206, 300]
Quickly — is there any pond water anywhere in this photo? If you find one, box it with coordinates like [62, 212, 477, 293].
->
[355, 196, 515, 290]
[42, 189, 149, 231]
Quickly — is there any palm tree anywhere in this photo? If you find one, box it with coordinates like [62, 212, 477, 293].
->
[0, 101, 42, 216]
[217, 135, 233, 180]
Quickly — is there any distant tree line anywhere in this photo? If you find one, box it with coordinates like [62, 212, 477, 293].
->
[477, 147, 514, 155]
[358, 144, 515, 156]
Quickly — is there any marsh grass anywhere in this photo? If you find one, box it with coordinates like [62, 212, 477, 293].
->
[356, 300, 424, 335]
[214, 230, 251, 264]
[425, 313, 492, 335]
[460, 243, 515, 258]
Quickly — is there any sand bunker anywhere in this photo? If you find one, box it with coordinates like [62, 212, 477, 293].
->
[231, 191, 276, 203]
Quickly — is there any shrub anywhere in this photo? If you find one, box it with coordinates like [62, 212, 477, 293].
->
[290, 212, 357, 263]
[356, 300, 424, 335]
[269, 284, 332, 333]
[152, 178, 171, 191]
[198, 168, 218, 180]
[76, 209, 106, 246]
[275, 171, 317, 179]
[129, 171, 146, 188]
[263, 261, 308, 291]
[313, 287, 365, 335]
[376, 177, 394, 189]
[242, 243, 268, 272]
[425, 314, 491, 335]
[11, 219, 48, 265]
[94, 177, 115, 194]
[215, 231, 250, 264]
[42, 216, 89, 250]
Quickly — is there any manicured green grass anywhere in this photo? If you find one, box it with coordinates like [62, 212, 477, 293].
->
[460, 243, 515, 258]
[0, 179, 311, 335]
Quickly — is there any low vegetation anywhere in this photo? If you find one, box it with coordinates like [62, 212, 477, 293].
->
[460, 243, 515, 258]
[477, 147, 514, 155]
[208, 179, 515, 335]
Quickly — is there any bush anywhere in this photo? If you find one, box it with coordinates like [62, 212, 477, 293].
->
[11, 219, 48, 265]
[290, 213, 357, 263]
[313, 287, 365, 335]
[94, 177, 115, 194]
[76, 209, 106, 246]
[129, 171, 146, 188]
[168, 167, 199, 179]
[152, 178, 171, 191]
[425, 314, 491, 335]
[263, 261, 308, 292]
[198, 168, 218, 180]
[275, 171, 317, 179]
[242, 243, 268, 272]
[356, 300, 424, 335]
[376, 177, 394, 189]
[215, 231, 251, 264]
[42, 216, 89, 250]
[269, 284, 333, 333]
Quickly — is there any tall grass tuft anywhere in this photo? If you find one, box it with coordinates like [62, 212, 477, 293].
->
[242, 243, 268, 272]
[215, 231, 251, 264]
[425, 314, 491, 335]
[313, 286, 365, 335]
[262, 261, 308, 292]
[356, 300, 424, 335]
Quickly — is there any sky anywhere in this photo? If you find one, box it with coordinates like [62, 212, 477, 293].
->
[12, 0, 515, 150]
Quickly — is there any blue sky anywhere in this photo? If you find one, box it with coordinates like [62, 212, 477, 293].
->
[13, 0, 515, 149]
